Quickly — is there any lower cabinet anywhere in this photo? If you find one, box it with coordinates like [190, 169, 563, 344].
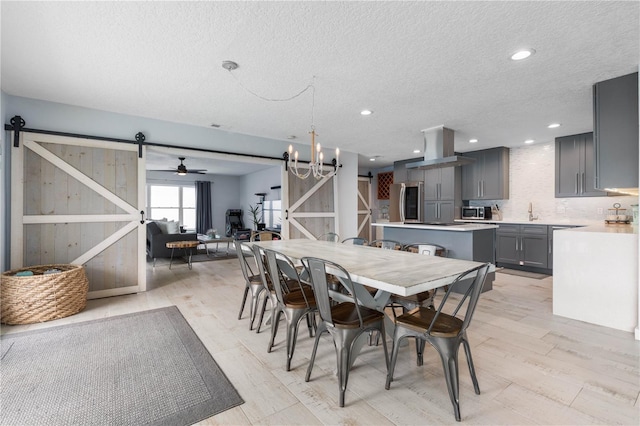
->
[496, 224, 548, 268]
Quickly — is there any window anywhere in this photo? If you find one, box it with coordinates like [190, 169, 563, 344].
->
[147, 184, 196, 229]
[262, 200, 282, 229]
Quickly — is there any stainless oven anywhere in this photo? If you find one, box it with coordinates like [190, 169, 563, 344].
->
[389, 182, 424, 223]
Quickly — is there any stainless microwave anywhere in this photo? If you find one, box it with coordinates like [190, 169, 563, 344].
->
[461, 206, 491, 220]
[389, 182, 424, 223]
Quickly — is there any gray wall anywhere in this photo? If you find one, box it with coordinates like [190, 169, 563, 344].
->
[1, 91, 7, 270]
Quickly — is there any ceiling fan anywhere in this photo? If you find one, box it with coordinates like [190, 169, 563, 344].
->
[151, 157, 207, 175]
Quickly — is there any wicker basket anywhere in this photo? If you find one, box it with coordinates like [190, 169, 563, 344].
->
[1, 264, 89, 325]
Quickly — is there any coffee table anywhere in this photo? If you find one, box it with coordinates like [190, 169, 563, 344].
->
[197, 235, 234, 257]
[165, 240, 200, 269]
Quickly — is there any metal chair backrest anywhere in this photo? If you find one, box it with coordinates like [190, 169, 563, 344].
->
[402, 242, 448, 257]
[235, 241, 257, 280]
[264, 248, 313, 308]
[341, 237, 368, 245]
[369, 239, 402, 250]
[250, 231, 281, 242]
[429, 263, 490, 336]
[317, 232, 340, 242]
[302, 257, 364, 328]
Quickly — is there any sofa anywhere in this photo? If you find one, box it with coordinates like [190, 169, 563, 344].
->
[146, 221, 197, 265]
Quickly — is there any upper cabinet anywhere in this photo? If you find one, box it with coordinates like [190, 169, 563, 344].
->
[555, 132, 603, 197]
[461, 147, 510, 200]
[393, 158, 421, 183]
[424, 167, 455, 200]
[593, 72, 639, 191]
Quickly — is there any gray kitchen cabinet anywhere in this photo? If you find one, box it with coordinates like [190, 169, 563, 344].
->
[593, 72, 639, 191]
[393, 158, 418, 183]
[461, 147, 510, 200]
[425, 200, 455, 223]
[496, 224, 548, 268]
[424, 167, 455, 200]
[555, 132, 603, 197]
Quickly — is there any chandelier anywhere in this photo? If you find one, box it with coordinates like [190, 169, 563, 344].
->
[285, 83, 340, 180]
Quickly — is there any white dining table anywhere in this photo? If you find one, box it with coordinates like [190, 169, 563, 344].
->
[252, 239, 492, 310]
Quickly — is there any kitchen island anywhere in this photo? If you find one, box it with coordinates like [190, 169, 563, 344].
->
[372, 221, 497, 291]
[553, 223, 639, 336]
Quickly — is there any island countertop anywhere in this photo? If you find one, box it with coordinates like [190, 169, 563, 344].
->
[372, 221, 498, 232]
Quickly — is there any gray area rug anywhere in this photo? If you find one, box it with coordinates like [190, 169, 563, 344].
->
[0, 306, 243, 425]
[497, 268, 550, 280]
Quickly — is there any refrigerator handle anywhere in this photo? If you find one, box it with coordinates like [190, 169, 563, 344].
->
[399, 184, 406, 222]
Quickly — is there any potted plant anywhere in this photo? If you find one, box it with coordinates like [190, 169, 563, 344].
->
[248, 204, 263, 230]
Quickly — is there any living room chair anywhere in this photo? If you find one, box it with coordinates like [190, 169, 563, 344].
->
[256, 247, 317, 371]
[385, 263, 490, 422]
[302, 256, 389, 407]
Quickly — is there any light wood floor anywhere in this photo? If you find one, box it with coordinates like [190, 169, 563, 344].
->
[3, 256, 639, 425]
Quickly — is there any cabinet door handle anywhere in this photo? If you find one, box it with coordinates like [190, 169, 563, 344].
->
[582, 173, 586, 194]
[575, 173, 579, 194]
[481, 180, 485, 197]
[477, 181, 481, 198]
[548, 238, 552, 254]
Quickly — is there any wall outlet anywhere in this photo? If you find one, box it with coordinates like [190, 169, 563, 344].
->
[597, 208, 603, 215]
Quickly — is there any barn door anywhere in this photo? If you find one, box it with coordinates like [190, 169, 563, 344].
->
[282, 165, 339, 240]
[11, 132, 146, 299]
[357, 176, 372, 241]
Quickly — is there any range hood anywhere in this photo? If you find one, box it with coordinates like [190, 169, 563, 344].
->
[406, 126, 475, 170]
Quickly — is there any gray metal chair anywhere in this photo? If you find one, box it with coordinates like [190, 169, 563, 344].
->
[317, 232, 340, 242]
[302, 256, 389, 407]
[390, 242, 450, 314]
[385, 263, 490, 422]
[256, 247, 317, 371]
[341, 237, 368, 245]
[235, 242, 264, 330]
[369, 239, 402, 250]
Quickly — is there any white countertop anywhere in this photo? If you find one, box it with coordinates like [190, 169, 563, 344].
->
[372, 221, 498, 232]
[455, 219, 638, 234]
[455, 218, 599, 226]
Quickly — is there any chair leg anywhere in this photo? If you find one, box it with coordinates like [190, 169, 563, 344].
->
[416, 339, 426, 366]
[268, 309, 282, 353]
[248, 284, 263, 330]
[305, 322, 327, 382]
[285, 309, 307, 371]
[252, 292, 268, 331]
[238, 285, 250, 320]
[337, 343, 350, 407]
[433, 338, 462, 422]
[386, 328, 406, 389]
[462, 336, 480, 395]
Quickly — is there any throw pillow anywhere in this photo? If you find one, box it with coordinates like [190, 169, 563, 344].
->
[165, 221, 180, 234]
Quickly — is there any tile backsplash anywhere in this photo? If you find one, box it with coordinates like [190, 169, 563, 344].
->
[472, 143, 637, 222]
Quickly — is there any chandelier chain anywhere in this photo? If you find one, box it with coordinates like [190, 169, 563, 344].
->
[226, 69, 314, 103]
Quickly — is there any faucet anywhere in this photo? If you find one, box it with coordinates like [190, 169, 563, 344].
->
[528, 202, 538, 221]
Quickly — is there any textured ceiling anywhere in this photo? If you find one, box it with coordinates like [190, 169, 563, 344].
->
[2, 1, 638, 172]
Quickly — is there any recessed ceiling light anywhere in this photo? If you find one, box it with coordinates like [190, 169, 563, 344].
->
[361, 110, 373, 116]
[524, 139, 535, 144]
[547, 123, 561, 129]
[369, 157, 376, 162]
[413, 149, 421, 154]
[469, 139, 478, 143]
[510, 48, 536, 61]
